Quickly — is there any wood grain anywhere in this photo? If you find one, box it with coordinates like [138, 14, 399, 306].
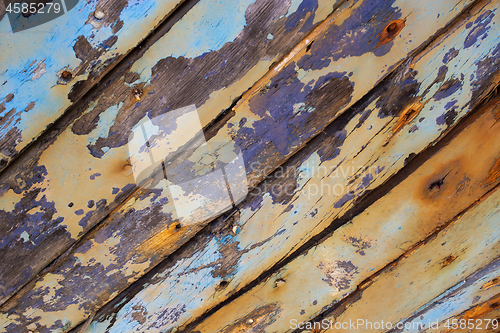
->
[0, 0, 187, 172]
[185, 89, 500, 332]
[392, 263, 500, 333]
[66, 1, 500, 331]
[430, 297, 500, 333]
[0, 0, 345, 308]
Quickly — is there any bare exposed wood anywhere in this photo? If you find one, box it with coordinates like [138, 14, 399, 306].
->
[0, 0, 345, 308]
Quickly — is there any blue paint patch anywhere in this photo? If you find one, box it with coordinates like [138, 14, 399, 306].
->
[75, 209, 84, 215]
[156, 0, 258, 59]
[444, 100, 458, 110]
[112, 187, 120, 195]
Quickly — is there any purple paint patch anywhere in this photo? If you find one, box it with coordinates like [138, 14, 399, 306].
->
[334, 192, 356, 208]
[436, 109, 458, 126]
[464, 10, 494, 49]
[90, 173, 101, 180]
[434, 79, 463, 101]
[442, 48, 459, 64]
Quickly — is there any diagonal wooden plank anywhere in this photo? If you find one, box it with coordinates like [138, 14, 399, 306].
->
[71, 2, 500, 331]
[182, 89, 500, 332]
[389, 268, 500, 333]
[314, 190, 500, 333]
[0, 0, 188, 172]
[0, 0, 345, 307]
[0, 0, 489, 331]
[426, 295, 500, 333]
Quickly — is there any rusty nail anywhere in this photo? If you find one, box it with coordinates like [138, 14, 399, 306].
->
[275, 278, 286, 287]
[61, 70, 73, 81]
[386, 22, 398, 34]
[132, 88, 143, 101]
[94, 9, 105, 20]
[122, 164, 133, 176]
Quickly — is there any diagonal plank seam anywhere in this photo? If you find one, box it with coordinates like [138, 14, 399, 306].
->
[0, 0, 196, 174]
[0, 0, 203, 308]
[177, 85, 500, 332]
[0, 0, 353, 317]
[3, 0, 495, 329]
[293, 182, 500, 332]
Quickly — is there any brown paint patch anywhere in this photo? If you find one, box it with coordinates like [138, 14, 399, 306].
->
[5, 93, 14, 103]
[483, 157, 500, 187]
[24, 102, 35, 112]
[131, 304, 148, 324]
[376, 19, 406, 48]
[482, 277, 500, 291]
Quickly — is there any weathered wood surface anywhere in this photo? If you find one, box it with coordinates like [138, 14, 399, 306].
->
[0, 0, 496, 332]
[0, 0, 344, 307]
[0, 0, 187, 172]
[69, 1, 500, 331]
[428, 296, 500, 333]
[391, 261, 500, 333]
[314, 187, 500, 333]
[185, 86, 500, 333]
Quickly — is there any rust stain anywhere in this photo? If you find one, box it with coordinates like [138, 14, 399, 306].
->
[393, 102, 423, 135]
[483, 157, 500, 187]
[376, 19, 406, 48]
[460, 294, 500, 320]
[440, 255, 457, 268]
[482, 277, 500, 291]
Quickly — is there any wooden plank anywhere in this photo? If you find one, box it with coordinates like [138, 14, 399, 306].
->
[72, 2, 500, 331]
[0, 0, 490, 331]
[183, 90, 500, 333]
[0, 0, 187, 172]
[393, 268, 500, 333]
[0, 0, 345, 307]
[432, 297, 500, 333]
[315, 191, 500, 333]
